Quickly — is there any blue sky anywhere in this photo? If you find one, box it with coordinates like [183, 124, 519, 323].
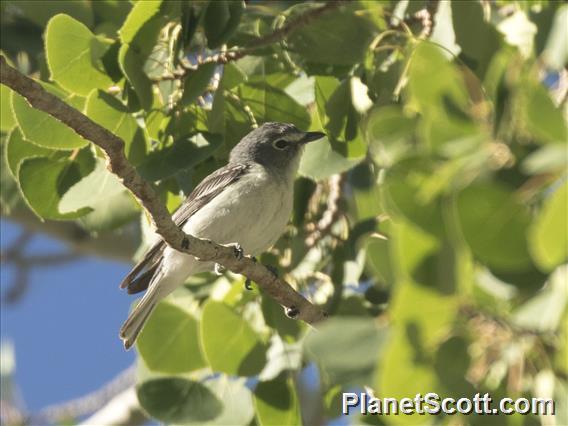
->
[0, 219, 335, 425]
[0, 219, 136, 414]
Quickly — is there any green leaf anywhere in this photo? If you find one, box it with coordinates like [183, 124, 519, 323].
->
[299, 138, 362, 181]
[285, 74, 315, 107]
[522, 144, 568, 175]
[349, 163, 383, 222]
[254, 376, 300, 426]
[365, 234, 395, 286]
[433, 336, 475, 396]
[223, 63, 247, 90]
[137, 378, 222, 424]
[523, 83, 568, 144]
[118, 44, 154, 111]
[1, 85, 16, 132]
[179, 1, 200, 50]
[138, 132, 223, 181]
[11, 88, 88, 150]
[59, 160, 138, 232]
[407, 43, 479, 151]
[135, 301, 206, 374]
[200, 301, 266, 376]
[382, 157, 445, 236]
[378, 230, 459, 400]
[117, 0, 165, 111]
[0, 141, 23, 215]
[10, 0, 94, 28]
[314, 76, 367, 158]
[512, 266, 567, 333]
[261, 297, 301, 342]
[304, 318, 386, 387]
[529, 182, 568, 271]
[85, 90, 147, 165]
[5, 127, 52, 178]
[181, 63, 217, 106]
[237, 82, 311, 130]
[407, 42, 469, 107]
[180, 377, 254, 426]
[456, 183, 533, 273]
[542, 5, 568, 70]
[364, 106, 416, 167]
[208, 79, 227, 136]
[285, 3, 378, 65]
[45, 14, 114, 96]
[452, 1, 502, 79]
[497, 10, 537, 58]
[91, 0, 132, 28]
[118, 0, 162, 45]
[18, 156, 92, 220]
[145, 108, 170, 141]
[204, 1, 244, 49]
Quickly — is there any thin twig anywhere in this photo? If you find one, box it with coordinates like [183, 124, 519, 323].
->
[151, 1, 348, 82]
[203, 1, 348, 64]
[1, 231, 83, 304]
[305, 174, 344, 247]
[33, 366, 137, 424]
[0, 56, 327, 325]
[225, 90, 258, 129]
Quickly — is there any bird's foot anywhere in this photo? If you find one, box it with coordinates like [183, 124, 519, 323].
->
[285, 305, 299, 319]
[214, 263, 225, 276]
[226, 242, 244, 260]
[244, 256, 257, 290]
[181, 237, 190, 249]
[266, 264, 279, 278]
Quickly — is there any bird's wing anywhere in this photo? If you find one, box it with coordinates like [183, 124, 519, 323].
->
[120, 163, 250, 293]
[170, 163, 250, 225]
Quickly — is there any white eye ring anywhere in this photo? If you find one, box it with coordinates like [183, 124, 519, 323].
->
[273, 139, 288, 150]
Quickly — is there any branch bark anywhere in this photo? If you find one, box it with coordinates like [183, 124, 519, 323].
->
[4, 205, 139, 262]
[80, 388, 146, 426]
[0, 56, 327, 326]
[198, 0, 347, 65]
[35, 366, 141, 425]
[150, 0, 347, 82]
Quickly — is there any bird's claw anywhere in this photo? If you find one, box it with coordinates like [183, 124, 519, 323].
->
[285, 305, 299, 319]
[244, 257, 257, 290]
[244, 279, 253, 290]
[181, 237, 190, 249]
[214, 263, 224, 275]
[228, 242, 244, 260]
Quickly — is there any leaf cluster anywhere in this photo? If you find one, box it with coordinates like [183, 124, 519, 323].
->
[0, 1, 566, 425]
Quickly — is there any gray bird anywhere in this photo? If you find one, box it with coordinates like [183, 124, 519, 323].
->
[119, 122, 325, 349]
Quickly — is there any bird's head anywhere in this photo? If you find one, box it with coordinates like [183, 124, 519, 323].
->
[229, 122, 325, 177]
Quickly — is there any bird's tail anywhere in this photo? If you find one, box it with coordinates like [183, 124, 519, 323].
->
[119, 276, 163, 350]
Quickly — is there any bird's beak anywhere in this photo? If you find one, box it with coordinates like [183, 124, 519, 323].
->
[300, 131, 326, 144]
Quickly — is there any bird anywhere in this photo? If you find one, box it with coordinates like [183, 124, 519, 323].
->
[119, 122, 325, 349]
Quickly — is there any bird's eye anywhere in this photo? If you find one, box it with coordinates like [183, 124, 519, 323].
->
[273, 139, 288, 150]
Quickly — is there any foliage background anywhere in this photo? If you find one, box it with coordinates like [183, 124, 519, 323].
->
[0, 0, 566, 425]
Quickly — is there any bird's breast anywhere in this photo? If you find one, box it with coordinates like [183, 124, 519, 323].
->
[182, 165, 294, 255]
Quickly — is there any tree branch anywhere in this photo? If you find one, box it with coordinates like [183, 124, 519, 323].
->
[151, 0, 347, 82]
[1, 231, 83, 304]
[80, 387, 146, 426]
[34, 366, 141, 425]
[199, 0, 347, 65]
[305, 174, 344, 248]
[0, 56, 327, 326]
[3, 206, 139, 262]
